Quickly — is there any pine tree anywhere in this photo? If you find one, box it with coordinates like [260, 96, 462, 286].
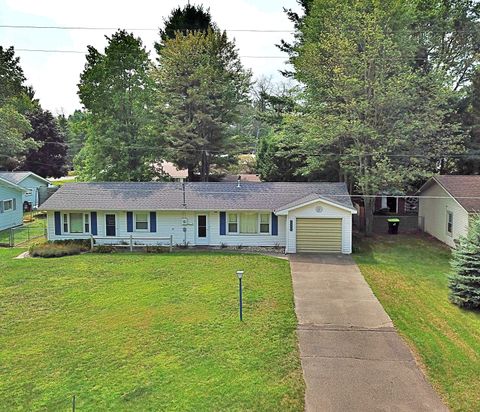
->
[449, 215, 480, 310]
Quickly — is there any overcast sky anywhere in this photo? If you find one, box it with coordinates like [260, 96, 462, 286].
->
[0, 0, 299, 115]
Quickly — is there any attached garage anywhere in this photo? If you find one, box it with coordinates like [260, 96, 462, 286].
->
[296, 218, 342, 253]
[275, 195, 356, 254]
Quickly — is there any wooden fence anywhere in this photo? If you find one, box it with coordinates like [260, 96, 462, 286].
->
[90, 235, 174, 252]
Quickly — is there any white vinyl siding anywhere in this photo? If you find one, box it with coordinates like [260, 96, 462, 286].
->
[418, 182, 469, 248]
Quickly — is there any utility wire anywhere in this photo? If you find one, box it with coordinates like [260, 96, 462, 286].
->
[13, 48, 287, 58]
[2, 23, 479, 35]
[0, 24, 295, 33]
[28, 142, 477, 158]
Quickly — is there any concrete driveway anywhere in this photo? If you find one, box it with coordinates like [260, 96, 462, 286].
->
[289, 254, 448, 412]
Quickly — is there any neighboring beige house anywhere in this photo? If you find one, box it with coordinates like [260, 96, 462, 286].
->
[418, 175, 480, 247]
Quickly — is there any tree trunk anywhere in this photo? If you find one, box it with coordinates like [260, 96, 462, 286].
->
[200, 150, 209, 182]
[364, 196, 375, 236]
[187, 165, 195, 181]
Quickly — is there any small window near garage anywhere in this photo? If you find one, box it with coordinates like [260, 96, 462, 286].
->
[447, 211, 453, 236]
[84, 214, 90, 233]
[25, 190, 32, 196]
[63, 213, 69, 232]
[259, 213, 270, 233]
[3, 199, 13, 211]
[70, 213, 84, 233]
[135, 212, 149, 231]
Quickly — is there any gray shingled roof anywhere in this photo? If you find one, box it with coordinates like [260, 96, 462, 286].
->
[0, 171, 49, 185]
[40, 182, 355, 211]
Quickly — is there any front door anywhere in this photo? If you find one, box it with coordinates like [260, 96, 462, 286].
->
[105, 214, 116, 237]
[196, 214, 208, 245]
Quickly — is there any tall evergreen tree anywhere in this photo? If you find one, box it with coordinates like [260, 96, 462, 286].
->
[23, 109, 67, 178]
[449, 215, 480, 309]
[76, 30, 158, 181]
[155, 3, 215, 53]
[154, 30, 251, 181]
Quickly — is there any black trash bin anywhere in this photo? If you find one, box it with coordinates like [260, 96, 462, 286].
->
[387, 218, 400, 234]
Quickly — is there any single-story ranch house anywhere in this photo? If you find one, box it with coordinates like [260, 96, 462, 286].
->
[0, 171, 50, 210]
[418, 175, 480, 247]
[40, 182, 357, 254]
[0, 176, 25, 231]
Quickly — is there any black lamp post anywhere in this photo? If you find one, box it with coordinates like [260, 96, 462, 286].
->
[236, 270, 244, 321]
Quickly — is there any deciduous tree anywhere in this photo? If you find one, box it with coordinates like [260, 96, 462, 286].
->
[76, 30, 158, 181]
[283, 0, 465, 234]
[23, 109, 67, 178]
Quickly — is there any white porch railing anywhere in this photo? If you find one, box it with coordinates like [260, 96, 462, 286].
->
[90, 235, 174, 252]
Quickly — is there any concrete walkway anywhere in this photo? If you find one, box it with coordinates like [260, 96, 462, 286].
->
[289, 254, 448, 412]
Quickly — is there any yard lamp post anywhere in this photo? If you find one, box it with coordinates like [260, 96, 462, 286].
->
[236, 270, 244, 321]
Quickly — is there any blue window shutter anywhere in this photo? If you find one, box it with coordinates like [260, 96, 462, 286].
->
[91, 212, 98, 235]
[150, 211, 157, 232]
[271, 213, 278, 236]
[12, 198, 16, 211]
[54, 211, 61, 235]
[220, 212, 226, 235]
[127, 212, 133, 232]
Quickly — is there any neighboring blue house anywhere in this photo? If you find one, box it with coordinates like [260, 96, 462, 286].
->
[0, 176, 25, 231]
[0, 172, 50, 210]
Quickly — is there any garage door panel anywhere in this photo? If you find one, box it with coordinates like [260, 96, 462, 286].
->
[296, 218, 342, 253]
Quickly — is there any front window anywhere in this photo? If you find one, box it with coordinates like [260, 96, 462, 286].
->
[3, 199, 13, 211]
[70, 213, 84, 233]
[84, 214, 90, 233]
[447, 211, 453, 236]
[63, 214, 68, 232]
[227, 212, 272, 235]
[228, 213, 238, 233]
[62, 213, 90, 234]
[135, 212, 149, 230]
[240, 212, 258, 234]
[259, 213, 270, 233]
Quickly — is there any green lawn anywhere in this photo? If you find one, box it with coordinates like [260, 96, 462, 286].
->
[354, 235, 480, 412]
[0, 215, 46, 246]
[0, 250, 304, 411]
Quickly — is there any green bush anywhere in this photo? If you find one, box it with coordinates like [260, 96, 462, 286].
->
[30, 243, 85, 258]
[449, 215, 480, 310]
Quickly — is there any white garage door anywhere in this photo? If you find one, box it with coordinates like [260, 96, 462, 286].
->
[296, 218, 342, 253]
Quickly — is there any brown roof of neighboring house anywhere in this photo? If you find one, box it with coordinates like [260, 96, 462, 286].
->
[419, 175, 480, 213]
[160, 161, 188, 179]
